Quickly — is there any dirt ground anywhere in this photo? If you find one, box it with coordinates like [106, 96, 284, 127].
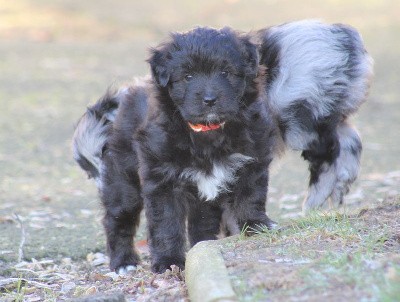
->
[1, 0, 400, 301]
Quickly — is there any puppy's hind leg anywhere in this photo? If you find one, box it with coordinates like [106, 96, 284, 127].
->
[329, 121, 362, 206]
[302, 119, 362, 212]
[302, 120, 340, 212]
[101, 156, 143, 274]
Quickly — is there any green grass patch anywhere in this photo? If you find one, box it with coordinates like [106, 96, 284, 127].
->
[0, 276, 27, 302]
[254, 211, 360, 246]
[256, 210, 391, 254]
[300, 253, 400, 300]
[378, 265, 400, 302]
[242, 208, 400, 301]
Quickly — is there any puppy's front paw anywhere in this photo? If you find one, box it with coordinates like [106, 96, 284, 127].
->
[116, 264, 137, 275]
[243, 218, 278, 235]
[151, 257, 185, 274]
[110, 251, 140, 274]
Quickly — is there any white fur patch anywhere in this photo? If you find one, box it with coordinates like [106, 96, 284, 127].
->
[285, 126, 317, 151]
[303, 162, 337, 212]
[117, 265, 136, 275]
[72, 110, 111, 187]
[180, 153, 254, 201]
[72, 115, 107, 168]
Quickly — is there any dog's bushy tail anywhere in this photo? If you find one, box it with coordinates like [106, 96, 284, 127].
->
[72, 90, 121, 184]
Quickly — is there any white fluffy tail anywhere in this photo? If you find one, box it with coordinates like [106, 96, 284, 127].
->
[72, 91, 120, 186]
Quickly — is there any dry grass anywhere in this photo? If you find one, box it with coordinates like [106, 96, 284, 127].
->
[222, 198, 400, 301]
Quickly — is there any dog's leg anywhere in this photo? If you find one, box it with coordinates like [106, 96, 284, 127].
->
[278, 101, 337, 211]
[188, 201, 222, 246]
[329, 121, 362, 206]
[233, 164, 276, 234]
[301, 120, 341, 212]
[101, 155, 143, 274]
[302, 119, 362, 212]
[144, 185, 187, 273]
[279, 102, 360, 211]
[220, 203, 241, 236]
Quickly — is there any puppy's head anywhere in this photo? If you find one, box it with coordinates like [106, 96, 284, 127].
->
[148, 27, 259, 132]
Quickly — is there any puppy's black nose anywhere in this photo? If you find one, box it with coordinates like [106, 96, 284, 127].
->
[203, 95, 217, 107]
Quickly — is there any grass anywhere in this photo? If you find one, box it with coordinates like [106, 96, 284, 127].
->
[226, 201, 400, 301]
[378, 265, 400, 302]
[254, 211, 360, 247]
[258, 209, 392, 251]
[13, 277, 26, 302]
[299, 252, 399, 301]
[302, 252, 372, 289]
[1, 275, 26, 302]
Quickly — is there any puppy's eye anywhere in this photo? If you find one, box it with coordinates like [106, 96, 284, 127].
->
[221, 71, 229, 78]
[184, 74, 193, 82]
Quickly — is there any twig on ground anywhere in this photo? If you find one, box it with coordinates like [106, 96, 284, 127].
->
[0, 278, 53, 289]
[13, 213, 26, 263]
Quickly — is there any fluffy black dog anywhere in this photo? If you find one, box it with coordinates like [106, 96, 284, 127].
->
[257, 20, 373, 211]
[74, 27, 277, 273]
[73, 21, 373, 274]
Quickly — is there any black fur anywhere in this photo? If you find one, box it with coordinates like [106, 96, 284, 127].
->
[100, 85, 147, 272]
[279, 101, 341, 185]
[301, 119, 341, 186]
[139, 27, 276, 272]
[98, 27, 277, 273]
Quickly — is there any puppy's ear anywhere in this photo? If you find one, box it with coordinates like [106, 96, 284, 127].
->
[148, 46, 171, 87]
[239, 35, 259, 78]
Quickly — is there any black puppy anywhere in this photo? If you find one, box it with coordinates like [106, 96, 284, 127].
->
[139, 27, 277, 272]
[73, 27, 277, 273]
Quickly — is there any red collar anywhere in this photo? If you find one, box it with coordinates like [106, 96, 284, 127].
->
[188, 122, 225, 132]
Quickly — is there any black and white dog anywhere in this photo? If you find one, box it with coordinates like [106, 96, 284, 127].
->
[257, 20, 373, 211]
[72, 21, 372, 273]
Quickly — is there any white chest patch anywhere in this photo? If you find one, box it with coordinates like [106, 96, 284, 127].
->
[180, 153, 254, 201]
